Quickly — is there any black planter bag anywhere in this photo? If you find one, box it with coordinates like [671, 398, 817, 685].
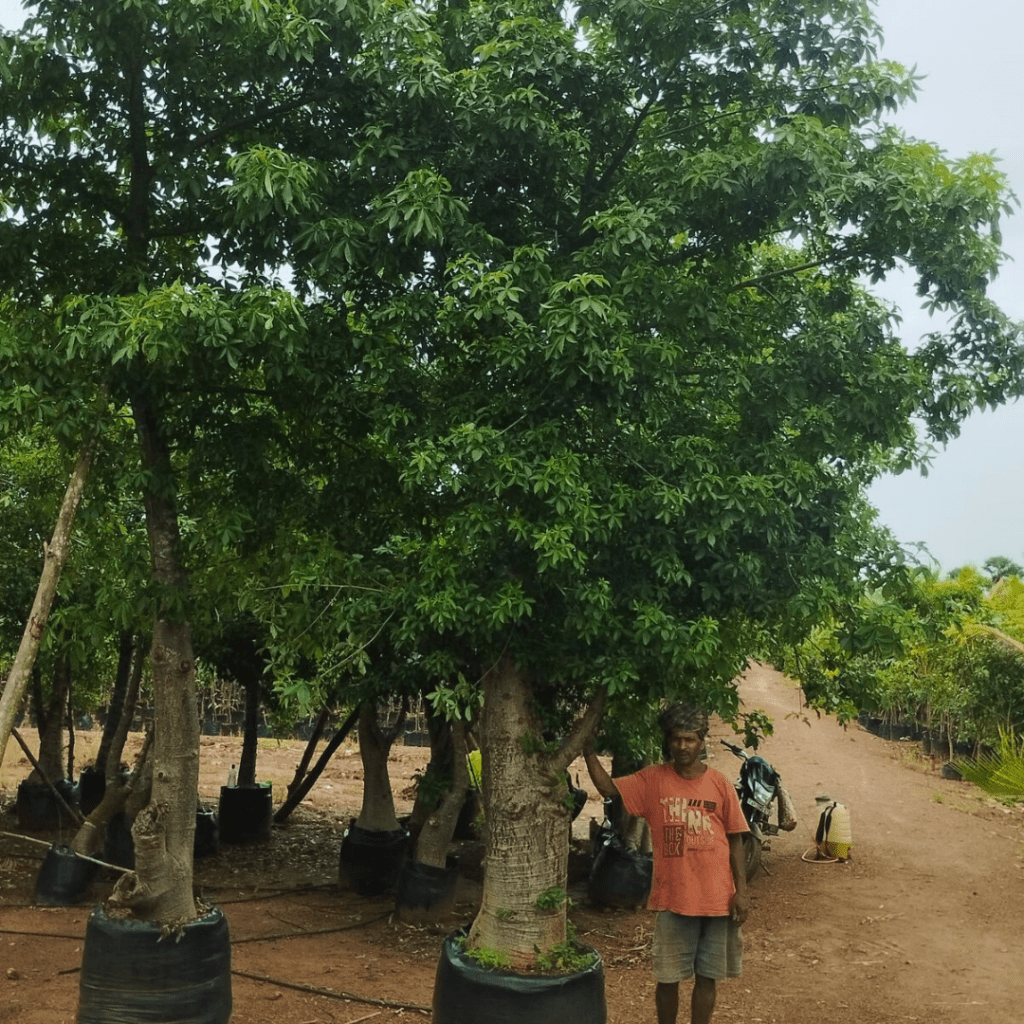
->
[78, 903, 232, 1024]
[16, 778, 78, 831]
[77, 767, 106, 816]
[433, 928, 607, 1024]
[395, 855, 459, 921]
[339, 823, 409, 896]
[587, 825, 653, 909]
[217, 783, 272, 844]
[34, 845, 100, 906]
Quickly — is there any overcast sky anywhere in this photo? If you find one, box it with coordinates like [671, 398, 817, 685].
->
[2, 0, 1022, 573]
[865, 0, 1024, 573]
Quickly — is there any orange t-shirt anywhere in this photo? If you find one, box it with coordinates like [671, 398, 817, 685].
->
[616, 763, 748, 916]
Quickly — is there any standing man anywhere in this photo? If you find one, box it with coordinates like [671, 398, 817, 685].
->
[583, 702, 749, 1024]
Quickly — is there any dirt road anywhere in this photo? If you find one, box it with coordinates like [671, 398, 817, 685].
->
[730, 662, 1024, 1023]
[1, 662, 1022, 1023]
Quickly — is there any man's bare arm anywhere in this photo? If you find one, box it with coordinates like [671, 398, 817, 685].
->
[727, 832, 750, 924]
[582, 741, 621, 801]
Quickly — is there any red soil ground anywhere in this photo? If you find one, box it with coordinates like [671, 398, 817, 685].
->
[2, 662, 1022, 1023]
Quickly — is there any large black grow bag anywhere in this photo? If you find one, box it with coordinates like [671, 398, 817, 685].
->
[34, 845, 101, 907]
[339, 823, 409, 896]
[77, 903, 232, 1024]
[77, 767, 106, 816]
[587, 825, 653, 910]
[433, 928, 607, 1024]
[104, 811, 135, 869]
[454, 789, 482, 840]
[395, 855, 459, 922]
[218, 783, 272, 844]
[105, 808, 223, 867]
[16, 778, 78, 831]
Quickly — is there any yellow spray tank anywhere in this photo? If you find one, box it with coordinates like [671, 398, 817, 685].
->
[815, 801, 852, 860]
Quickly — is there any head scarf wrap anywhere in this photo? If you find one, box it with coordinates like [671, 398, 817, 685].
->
[658, 702, 710, 740]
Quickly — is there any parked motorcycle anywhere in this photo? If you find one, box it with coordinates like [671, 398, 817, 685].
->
[720, 738, 797, 881]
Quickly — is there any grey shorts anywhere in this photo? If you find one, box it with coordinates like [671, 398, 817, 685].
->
[652, 911, 743, 983]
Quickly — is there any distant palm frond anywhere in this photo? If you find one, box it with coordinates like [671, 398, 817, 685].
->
[955, 728, 1024, 800]
[957, 622, 1024, 656]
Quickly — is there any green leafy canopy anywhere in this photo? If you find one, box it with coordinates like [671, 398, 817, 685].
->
[1, 0, 1021, 734]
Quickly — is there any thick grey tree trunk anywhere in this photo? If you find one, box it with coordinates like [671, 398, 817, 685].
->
[107, 617, 200, 925]
[354, 702, 404, 831]
[107, 388, 198, 926]
[467, 659, 604, 968]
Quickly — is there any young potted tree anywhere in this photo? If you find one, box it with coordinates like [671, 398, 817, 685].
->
[395, 708, 474, 924]
[303, 3, 1020, 1018]
[78, 632, 142, 815]
[0, 1, 372, 1021]
[16, 655, 77, 831]
[34, 641, 148, 907]
[199, 618, 274, 844]
[338, 700, 410, 896]
[217, 675, 273, 844]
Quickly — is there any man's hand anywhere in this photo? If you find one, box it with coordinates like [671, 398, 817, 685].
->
[727, 831, 750, 925]
[729, 890, 749, 926]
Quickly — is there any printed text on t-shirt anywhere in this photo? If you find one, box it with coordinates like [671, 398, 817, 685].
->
[659, 797, 718, 855]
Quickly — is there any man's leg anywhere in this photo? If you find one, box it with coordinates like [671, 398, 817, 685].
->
[691, 974, 717, 1024]
[655, 981, 679, 1024]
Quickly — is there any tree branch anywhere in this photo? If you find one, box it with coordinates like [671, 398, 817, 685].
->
[594, 96, 660, 196]
[729, 258, 830, 292]
[0, 432, 99, 771]
[189, 93, 322, 151]
[573, 96, 660, 244]
[551, 686, 608, 774]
